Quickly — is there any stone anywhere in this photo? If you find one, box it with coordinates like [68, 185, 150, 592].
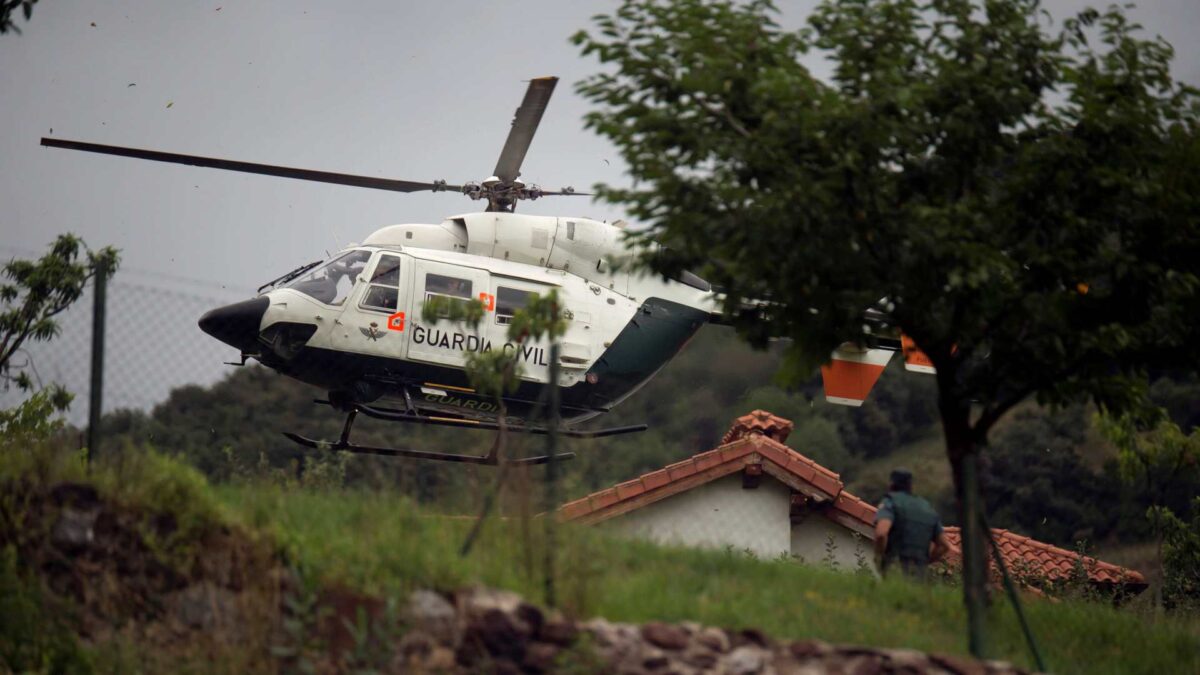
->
[845, 654, 885, 675]
[406, 589, 459, 647]
[523, 642, 561, 673]
[696, 627, 731, 653]
[458, 587, 524, 619]
[726, 646, 767, 675]
[170, 582, 238, 631]
[681, 646, 719, 669]
[539, 616, 579, 646]
[642, 622, 691, 651]
[929, 653, 989, 675]
[735, 628, 771, 648]
[52, 507, 97, 550]
[883, 648, 930, 671]
[789, 640, 833, 660]
[642, 651, 671, 670]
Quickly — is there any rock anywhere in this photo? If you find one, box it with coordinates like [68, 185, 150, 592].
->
[642, 622, 691, 651]
[398, 630, 436, 660]
[642, 650, 671, 670]
[681, 645, 719, 668]
[426, 646, 457, 671]
[929, 653, 989, 675]
[734, 628, 771, 648]
[170, 582, 238, 631]
[523, 642, 561, 673]
[844, 653, 885, 675]
[475, 608, 527, 659]
[458, 587, 524, 620]
[726, 646, 768, 675]
[789, 640, 833, 660]
[882, 648, 930, 671]
[52, 507, 97, 550]
[539, 615, 579, 646]
[696, 627, 731, 653]
[406, 589, 459, 646]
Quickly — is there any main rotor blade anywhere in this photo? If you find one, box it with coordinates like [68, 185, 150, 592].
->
[492, 76, 557, 184]
[40, 138, 463, 194]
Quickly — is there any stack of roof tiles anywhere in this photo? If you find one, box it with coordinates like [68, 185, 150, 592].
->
[560, 410, 1146, 592]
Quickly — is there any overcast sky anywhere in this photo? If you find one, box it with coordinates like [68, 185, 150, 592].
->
[2, 0, 1197, 417]
[3, 0, 1198, 292]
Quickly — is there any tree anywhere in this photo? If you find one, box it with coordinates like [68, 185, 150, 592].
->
[0, 1, 38, 34]
[573, 0, 1200, 657]
[1, 234, 119, 415]
[1100, 413, 1200, 610]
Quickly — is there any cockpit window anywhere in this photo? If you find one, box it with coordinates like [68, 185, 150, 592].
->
[285, 250, 371, 306]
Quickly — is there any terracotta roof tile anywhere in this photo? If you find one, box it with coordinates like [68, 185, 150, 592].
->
[693, 449, 725, 472]
[722, 409, 795, 444]
[615, 478, 646, 501]
[942, 528, 1146, 587]
[641, 469, 670, 491]
[665, 459, 698, 482]
[590, 488, 620, 510]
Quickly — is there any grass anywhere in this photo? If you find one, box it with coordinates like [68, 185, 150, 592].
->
[219, 482, 1200, 675]
[3, 435, 1197, 674]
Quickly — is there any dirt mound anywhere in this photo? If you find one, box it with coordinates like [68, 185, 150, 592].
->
[1, 480, 282, 649]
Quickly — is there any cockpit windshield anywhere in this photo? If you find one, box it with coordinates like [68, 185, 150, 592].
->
[284, 250, 371, 306]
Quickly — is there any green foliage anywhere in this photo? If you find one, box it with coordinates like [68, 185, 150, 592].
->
[0, 0, 38, 34]
[0, 548, 93, 675]
[574, 0, 1200, 420]
[985, 406, 1119, 546]
[0, 387, 72, 443]
[1100, 413, 1200, 494]
[574, 0, 1200, 651]
[1159, 499, 1200, 611]
[1, 234, 119, 409]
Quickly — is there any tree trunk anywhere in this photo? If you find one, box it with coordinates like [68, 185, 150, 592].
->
[939, 383, 989, 658]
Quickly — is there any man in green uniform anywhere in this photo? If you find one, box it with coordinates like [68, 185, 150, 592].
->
[874, 468, 951, 579]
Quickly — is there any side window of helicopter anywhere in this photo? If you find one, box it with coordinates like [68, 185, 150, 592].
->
[424, 273, 474, 317]
[359, 254, 403, 312]
[495, 287, 534, 326]
[286, 249, 371, 306]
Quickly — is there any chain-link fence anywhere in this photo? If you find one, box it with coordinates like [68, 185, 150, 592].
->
[1, 244, 246, 426]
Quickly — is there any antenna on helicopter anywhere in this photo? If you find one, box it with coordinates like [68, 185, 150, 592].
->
[40, 77, 588, 213]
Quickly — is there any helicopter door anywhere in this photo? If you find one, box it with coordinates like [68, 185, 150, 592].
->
[330, 251, 411, 361]
[485, 280, 555, 384]
[407, 260, 490, 369]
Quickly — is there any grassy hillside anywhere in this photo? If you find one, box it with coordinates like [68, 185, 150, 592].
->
[218, 480, 1200, 675]
[4, 438, 1197, 674]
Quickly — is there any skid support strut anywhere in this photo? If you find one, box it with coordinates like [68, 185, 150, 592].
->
[283, 406, 579, 465]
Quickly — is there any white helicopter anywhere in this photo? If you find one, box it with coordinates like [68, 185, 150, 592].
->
[42, 77, 924, 464]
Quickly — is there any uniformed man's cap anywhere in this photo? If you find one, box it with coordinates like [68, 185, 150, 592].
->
[890, 468, 913, 490]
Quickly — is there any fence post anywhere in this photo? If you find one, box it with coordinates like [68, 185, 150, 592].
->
[86, 259, 108, 467]
[543, 341, 560, 607]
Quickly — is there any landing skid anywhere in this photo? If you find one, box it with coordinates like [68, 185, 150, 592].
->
[282, 402, 646, 465]
[314, 399, 648, 439]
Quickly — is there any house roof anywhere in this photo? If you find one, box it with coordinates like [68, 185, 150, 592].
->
[941, 528, 1146, 587]
[560, 410, 875, 537]
[561, 409, 1146, 589]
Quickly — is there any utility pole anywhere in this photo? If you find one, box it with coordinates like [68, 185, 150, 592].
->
[544, 341, 560, 607]
[86, 259, 108, 467]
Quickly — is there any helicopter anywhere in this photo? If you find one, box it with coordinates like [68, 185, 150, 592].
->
[41, 77, 928, 465]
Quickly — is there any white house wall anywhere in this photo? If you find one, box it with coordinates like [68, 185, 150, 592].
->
[790, 512, 876, 574]
[607, 474, 793, 559]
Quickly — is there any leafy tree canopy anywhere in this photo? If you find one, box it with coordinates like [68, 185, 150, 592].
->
[1, 234, 119, 411]
[574, 0, 1200, 653]
[573, 0, 1200, 428]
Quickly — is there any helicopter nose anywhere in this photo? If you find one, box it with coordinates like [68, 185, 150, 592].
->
[198, 296, 269, 353]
